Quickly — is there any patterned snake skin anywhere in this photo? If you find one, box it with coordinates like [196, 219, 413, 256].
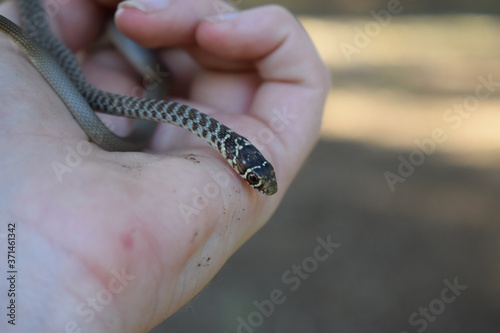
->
[0, 0, 277, 195]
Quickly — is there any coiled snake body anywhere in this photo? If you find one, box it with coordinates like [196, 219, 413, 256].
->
[0, 0, 277, 195]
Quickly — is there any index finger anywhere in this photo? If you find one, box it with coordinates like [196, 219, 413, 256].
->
[114, 0, 225, 47]
[195, 6, 331, 193]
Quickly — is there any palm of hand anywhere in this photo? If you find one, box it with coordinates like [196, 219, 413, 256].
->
[0, 2, 329, 332]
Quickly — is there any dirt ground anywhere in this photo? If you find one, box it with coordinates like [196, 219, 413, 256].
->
[152, 14, 500, 333]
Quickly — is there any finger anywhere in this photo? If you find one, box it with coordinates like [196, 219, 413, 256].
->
[114, 0, 227, 48]
[50, 1, 110, 50]
[196, 6, 326, 87]
[82, 48, 144, 96]
[195, 6, 331, 192]
[20, 0, 110, 51]
[187, 71, 260, 116]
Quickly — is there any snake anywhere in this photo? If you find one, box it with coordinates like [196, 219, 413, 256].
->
[0, 0, 278, 195]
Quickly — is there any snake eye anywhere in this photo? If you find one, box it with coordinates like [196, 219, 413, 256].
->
[246, 172, 260, 186]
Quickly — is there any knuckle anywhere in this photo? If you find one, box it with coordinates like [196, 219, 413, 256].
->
[262, 4, 295, 23]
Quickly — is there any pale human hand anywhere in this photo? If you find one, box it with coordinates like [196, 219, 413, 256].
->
[0, 0, 329, 332]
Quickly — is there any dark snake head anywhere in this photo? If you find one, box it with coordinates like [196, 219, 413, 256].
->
[229, 143, 278, 196]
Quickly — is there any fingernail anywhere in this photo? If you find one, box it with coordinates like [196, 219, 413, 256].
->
[118, 0, 169, 13]
[205, 11, 239, 23]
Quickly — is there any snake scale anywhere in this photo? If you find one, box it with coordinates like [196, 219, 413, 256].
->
[0, 0, 277, 195]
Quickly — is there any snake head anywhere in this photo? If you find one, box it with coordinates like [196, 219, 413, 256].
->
[243, 159, 278, 196]
[229, 143, 278, 196]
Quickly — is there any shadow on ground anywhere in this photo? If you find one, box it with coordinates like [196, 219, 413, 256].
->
[152, 139, 500, 333]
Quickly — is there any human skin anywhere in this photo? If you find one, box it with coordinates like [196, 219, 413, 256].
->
[0, 0, 330, 332]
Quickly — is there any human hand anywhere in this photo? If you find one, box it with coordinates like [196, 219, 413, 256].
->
[0, 0, 329, 332]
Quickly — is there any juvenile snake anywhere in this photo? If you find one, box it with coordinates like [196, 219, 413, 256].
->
[0, 0, 277, 195]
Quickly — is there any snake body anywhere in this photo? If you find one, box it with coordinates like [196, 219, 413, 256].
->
[0, 0, 277, 195]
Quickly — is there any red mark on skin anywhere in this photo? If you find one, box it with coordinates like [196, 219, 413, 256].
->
[121, 231, 134, 251]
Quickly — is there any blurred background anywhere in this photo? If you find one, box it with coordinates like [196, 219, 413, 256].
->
[154, 1, 500, 332]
